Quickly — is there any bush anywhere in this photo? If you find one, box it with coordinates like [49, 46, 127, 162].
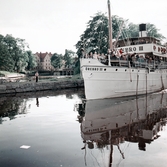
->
[0, 73, 5, 77]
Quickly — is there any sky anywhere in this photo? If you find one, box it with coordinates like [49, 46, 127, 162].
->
[0, 0, 167, 54]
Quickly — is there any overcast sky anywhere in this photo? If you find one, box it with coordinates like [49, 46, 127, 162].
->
[0, 0, 167, 54]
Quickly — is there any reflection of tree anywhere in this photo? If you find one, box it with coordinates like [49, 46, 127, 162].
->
[65, 89, 85, 99]
[19, 100, 29, 114]
[65, 93, 73, 99]
[0, 97, 29, 123]
[0, 117, 2, 124]
[96, 132, 109, 149]
[0, 88, 85, 124]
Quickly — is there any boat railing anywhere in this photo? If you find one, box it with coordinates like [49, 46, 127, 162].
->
[81, 57, 167, 70]
[157, 62, 167, 69]
[106, 59, 167, 70]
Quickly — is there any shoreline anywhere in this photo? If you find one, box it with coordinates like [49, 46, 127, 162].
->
[0, 78, 84, 95]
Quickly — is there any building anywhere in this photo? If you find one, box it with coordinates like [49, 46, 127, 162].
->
[34, 52, 74, 76]
[54, 68, 74, 76]
[34, 52, 55, 71]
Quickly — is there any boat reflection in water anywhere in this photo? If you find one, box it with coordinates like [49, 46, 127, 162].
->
[76, 91, 167, 167]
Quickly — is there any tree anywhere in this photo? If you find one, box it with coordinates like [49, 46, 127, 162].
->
[76, 13, 165, 55]
[0, 35, 14, 71]
[51, 53, 63, 69]
[75, 13, 125, 55]
[26, 50, 37, 71]
[73, 58, 80, 75]
[64, 49, 75, 68]
[120, 22, 165, 41]
[119, 22, 139, 39]
[146, 23, 165, 40]
[4, 35, 27, 72]
[0, 34, 32, 72]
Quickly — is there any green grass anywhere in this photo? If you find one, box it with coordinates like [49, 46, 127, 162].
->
[0, 71, 11, 77]
[0, 71, 25, 77]
[38, 74, 82, 82]
[0, 71, 82, 83]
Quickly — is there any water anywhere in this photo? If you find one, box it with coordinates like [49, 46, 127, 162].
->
[0, 88, 167, 167]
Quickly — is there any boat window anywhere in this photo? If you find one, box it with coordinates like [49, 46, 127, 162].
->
[116, 69, 118, 71]
[104, 68, 106, 71]
[139, 46, 143, 51]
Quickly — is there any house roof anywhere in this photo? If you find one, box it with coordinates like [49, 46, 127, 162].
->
[35, 52, 52, 62]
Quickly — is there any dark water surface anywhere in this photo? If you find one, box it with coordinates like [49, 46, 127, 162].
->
[0, 88, 167, 167]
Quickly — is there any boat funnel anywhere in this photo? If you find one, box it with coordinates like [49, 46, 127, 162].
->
[139, 24, 147, 37]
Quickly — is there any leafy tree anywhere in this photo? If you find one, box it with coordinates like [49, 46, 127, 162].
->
[73, 58, 80, 75]
[146, 23, 165, 40]
[76, 13, 165, 55]
[0, 35, 14, 71]
[51, 53, 63, 69]
[4, 35, 28, 72]
[75, 13, 125, 55]
[120, 22, 165, 41]
[64, 49, 75, 68]
[0, 34, 32, 72]
[120, 22, 139, 39]
[26, 50, 37, 70]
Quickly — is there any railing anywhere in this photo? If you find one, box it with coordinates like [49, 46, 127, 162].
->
[101, 59, 167, 70]
[81, 57, 167, 70]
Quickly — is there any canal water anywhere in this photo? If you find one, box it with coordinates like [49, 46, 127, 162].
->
[0, 88, 167, 167]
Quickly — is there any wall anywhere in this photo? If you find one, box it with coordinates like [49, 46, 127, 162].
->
[0, 79, 84, 94]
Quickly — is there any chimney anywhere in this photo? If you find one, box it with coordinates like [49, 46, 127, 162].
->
[139, 24, 147, 37]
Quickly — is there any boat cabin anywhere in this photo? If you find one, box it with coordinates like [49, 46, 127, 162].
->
[80, 23, 167, 70]
[116, 36, 161, 48]
[115, 24, 167, 58]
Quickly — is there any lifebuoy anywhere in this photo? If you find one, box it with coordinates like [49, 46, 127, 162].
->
[162, 48, 167, 54]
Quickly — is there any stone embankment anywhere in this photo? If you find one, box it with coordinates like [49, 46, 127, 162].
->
[0, 79, 84, 95]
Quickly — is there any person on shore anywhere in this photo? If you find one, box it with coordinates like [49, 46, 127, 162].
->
[35, 71, 39, 82]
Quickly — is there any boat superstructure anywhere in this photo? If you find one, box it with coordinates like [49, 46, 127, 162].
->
[80, 0, 167, 100]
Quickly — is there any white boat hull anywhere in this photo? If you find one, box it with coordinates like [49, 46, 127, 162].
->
[80, 58, 167, 100]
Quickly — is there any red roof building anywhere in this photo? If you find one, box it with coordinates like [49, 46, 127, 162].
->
[34, 52, 55, 71]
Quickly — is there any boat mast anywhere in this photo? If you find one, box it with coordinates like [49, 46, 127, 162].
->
[108, 0, 113, 50]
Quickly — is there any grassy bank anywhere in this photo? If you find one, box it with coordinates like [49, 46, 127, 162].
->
[0, 71, 82, 83]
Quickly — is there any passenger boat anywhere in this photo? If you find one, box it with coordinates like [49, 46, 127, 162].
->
[76, 92, 167, 166]
[80, 0, 167, 100]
